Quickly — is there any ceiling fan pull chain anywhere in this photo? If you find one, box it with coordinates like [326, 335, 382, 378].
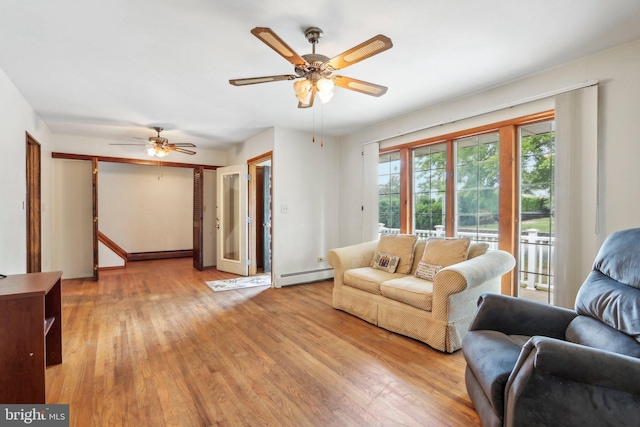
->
[312, 103, 316, 143]
[321, 102, 325, 147]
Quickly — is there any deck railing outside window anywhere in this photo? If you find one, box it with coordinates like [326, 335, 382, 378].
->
[379, 226, 553, 300]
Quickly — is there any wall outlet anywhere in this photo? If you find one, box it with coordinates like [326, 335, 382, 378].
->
[317, 256, 325, 262]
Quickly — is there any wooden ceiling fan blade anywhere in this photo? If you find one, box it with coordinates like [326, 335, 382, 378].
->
[229, 74, 297, 86]
[327, 35, 393, 71]
[251, 27, 307, 67]
[172, 147, 197, 155]
[333, 76, 388, 97]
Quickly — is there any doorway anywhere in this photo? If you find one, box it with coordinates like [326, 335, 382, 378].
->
[26, 133, 41, 273]
[248, 152, 273, 276]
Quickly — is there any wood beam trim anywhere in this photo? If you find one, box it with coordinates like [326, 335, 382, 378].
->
[52, 152, 220, 170]
[498, 126, 518, 295]
[399, 147, 411, 234]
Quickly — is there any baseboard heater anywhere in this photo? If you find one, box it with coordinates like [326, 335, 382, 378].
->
[276, 267, 334, 287]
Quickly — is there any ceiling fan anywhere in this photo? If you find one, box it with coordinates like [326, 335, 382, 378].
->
[111, 127, 197, 157]
[229, 27, 393, 108]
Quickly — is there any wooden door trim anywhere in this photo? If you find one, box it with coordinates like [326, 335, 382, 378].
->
[26, 133, 41, 273]
[248, 152, 273, 276]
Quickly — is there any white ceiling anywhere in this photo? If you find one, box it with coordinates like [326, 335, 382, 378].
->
[1, 0, 640, 150]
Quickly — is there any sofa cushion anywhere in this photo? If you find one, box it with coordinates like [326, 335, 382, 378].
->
[468, 242, 490, 259]
[566, 315, 640, 357]
[414, 261, 442, 281]
[372, 252, 400, 273]
[370, 234, 418, 274]
[421, 237, 471, 267]
[462, 330, 526, 420]
[380, 276, 434, 311]
[344, 267, 405, 295]
[410, 239, 428, 274]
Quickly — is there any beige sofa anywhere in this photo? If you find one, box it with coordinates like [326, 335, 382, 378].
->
[328, 238, 515, 353]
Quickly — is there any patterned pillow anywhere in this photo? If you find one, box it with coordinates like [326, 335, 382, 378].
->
[372, 252, 400, 273]
[414, 261, 443, 281]
[370, 234, 418, 274]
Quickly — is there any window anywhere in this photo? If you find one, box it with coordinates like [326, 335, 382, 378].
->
[519, 121, 555, 304]
[378, 152, 401, 231]
[378, 110, 554, 296]
[455, 132, 500, 245]
[412, 144, 447, 238]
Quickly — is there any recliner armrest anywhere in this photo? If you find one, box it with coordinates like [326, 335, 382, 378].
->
[469, 293, 576, 339]
[515, 336, 640, 395]
[503, 336, 640, 426]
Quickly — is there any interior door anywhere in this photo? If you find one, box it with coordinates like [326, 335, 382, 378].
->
[216, 164, 248, 276]
[263, 165, 272, 273]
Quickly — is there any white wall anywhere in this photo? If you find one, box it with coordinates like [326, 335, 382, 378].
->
[337, 38, 640, 290]
[226, 128, 274, 165]
[272, 128, 339, 287]
[52, 159, 93, 278]
[98, 162, 193, 253]
[0, 67, 53, 275]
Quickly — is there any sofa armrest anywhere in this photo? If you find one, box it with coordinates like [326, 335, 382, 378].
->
[327, 240, 378, 287]
[469, 293, 576, 339]
[504, 336, 640, 426]
[440, 250, 515, 290]
[431, 250, 515, 320]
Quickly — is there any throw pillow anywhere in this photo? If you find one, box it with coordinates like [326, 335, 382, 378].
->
[372, 252, 400, 273]
[468, 242, 490, 259]
[370, 234, 418, 274]
[420, 237, 471, 267]
[414, 261, 442, 281]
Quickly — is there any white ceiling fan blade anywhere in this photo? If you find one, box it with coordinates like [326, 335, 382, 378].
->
[333, 76, 388, 97]
[171, 143, 197, 148]
[327, 35, 393, 71]
[229, 74, 297, 86]
[250, 27, 307, 67]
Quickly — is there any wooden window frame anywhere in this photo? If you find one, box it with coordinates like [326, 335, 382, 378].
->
[379, 110, 554, 295]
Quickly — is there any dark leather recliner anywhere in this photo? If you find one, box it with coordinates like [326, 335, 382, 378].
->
[462, 228, 640, 426]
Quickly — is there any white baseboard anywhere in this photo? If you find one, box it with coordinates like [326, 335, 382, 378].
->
[275, 268, 334, 287]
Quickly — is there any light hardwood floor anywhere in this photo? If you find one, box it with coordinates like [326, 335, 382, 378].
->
[46, 258, 481, 426]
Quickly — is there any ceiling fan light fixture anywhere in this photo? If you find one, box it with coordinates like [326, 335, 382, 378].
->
[147, 145, 169, 158]
[294, 79, 313, 104]
[316, 78, 335, 103]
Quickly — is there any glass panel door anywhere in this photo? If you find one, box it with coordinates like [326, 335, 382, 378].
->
[519, 121, 555, 303]
[216, 164, 248, 276]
